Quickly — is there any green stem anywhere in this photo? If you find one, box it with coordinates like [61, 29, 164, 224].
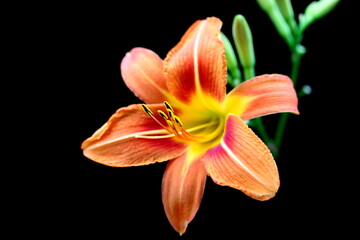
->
[273, 46, 304, 158]
[289, 45, 304, 87]
[255, 117, 272, 145]
[244, 67, 255, 81]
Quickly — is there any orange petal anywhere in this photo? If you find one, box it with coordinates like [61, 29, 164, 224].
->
[204, 114, 279, 201]
[164, 17, 227, 103]
[81, 104, 187, 167]
[162, 152, 207, 235]
[226, 74, 299, 120]
[121, 47, 170, 104]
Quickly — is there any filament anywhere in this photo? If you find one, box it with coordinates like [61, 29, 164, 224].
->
[140, 102, 218, 143]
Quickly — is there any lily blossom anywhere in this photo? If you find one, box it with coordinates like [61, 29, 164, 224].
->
[81, 17, 299, 235]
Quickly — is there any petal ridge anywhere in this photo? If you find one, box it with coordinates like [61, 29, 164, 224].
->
[226, 74, 299, 120]
[121, 47, 169, 103]
[204, 114, 280, 201]
[164, 17, 227, 103]
[162, 153, 207, 234]
[82, 104, 187, 167]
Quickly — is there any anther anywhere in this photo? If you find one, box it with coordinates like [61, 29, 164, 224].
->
[167, 109, 174, 120]
[164, 101, 174, 112]
[141, 104, 171, 133]
[158, 110, 168, 120]
[173, 116, 183, 127]
[141, 101, 207, 142]
[141, 104, 153, 116]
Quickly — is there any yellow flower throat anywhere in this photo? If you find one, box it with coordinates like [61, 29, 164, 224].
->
[141, 99, 226, 153]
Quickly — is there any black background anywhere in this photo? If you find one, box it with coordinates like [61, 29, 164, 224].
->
[77, 1, 355, 238]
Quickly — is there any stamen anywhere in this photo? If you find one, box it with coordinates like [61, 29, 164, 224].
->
[158, 110, 168, 119]
[173, 116, 183, 127]
[166, 119, 181, 137]
[178, 126, 204, 142]
[164, 101, 174, 112]
[166, 119, 174, 129]
[167, 109, 174, 120]
[141, 104, 153, 116]
[163, 102, 205, 141]
[170, 114, 204, 142]
[140, 102, 219, 143]
[141, 104, 171, 133]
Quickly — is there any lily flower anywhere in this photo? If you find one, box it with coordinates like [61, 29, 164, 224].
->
[81, 17, 299, 235]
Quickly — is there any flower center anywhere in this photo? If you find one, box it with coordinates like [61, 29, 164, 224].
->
[141, 101, 219, 143]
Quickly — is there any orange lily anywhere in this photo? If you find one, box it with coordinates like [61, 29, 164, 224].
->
[81, 17, 299, 235]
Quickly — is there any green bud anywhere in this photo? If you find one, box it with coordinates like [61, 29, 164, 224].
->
[300, 0, 340, 32]
[232, 15, 255, 80]
[276, 0, 295, 21]
[257, 0, 295, 47]
[220, 32, 242, 84]
[275, 0, 298, 36]
[257, 0, 277, 12]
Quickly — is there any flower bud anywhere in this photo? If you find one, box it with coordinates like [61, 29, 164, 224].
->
[257, 0, 295, 47]
[220, 32, 242, 84]
[257, 0, 277, 12]
[276, 0, 295, 21]
[232, 15, 255, 79]
[300, 0, 340, 32]
[275, 0, 298, 35]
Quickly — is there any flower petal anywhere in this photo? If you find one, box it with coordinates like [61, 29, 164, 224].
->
[204, 114, 279, 201]
[121, 47, 170, 104]
[225, 74, 299, 120]
[162, 152, 207, 235]
[164, 17, 227, 103]
[82, 104, 187, 167]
